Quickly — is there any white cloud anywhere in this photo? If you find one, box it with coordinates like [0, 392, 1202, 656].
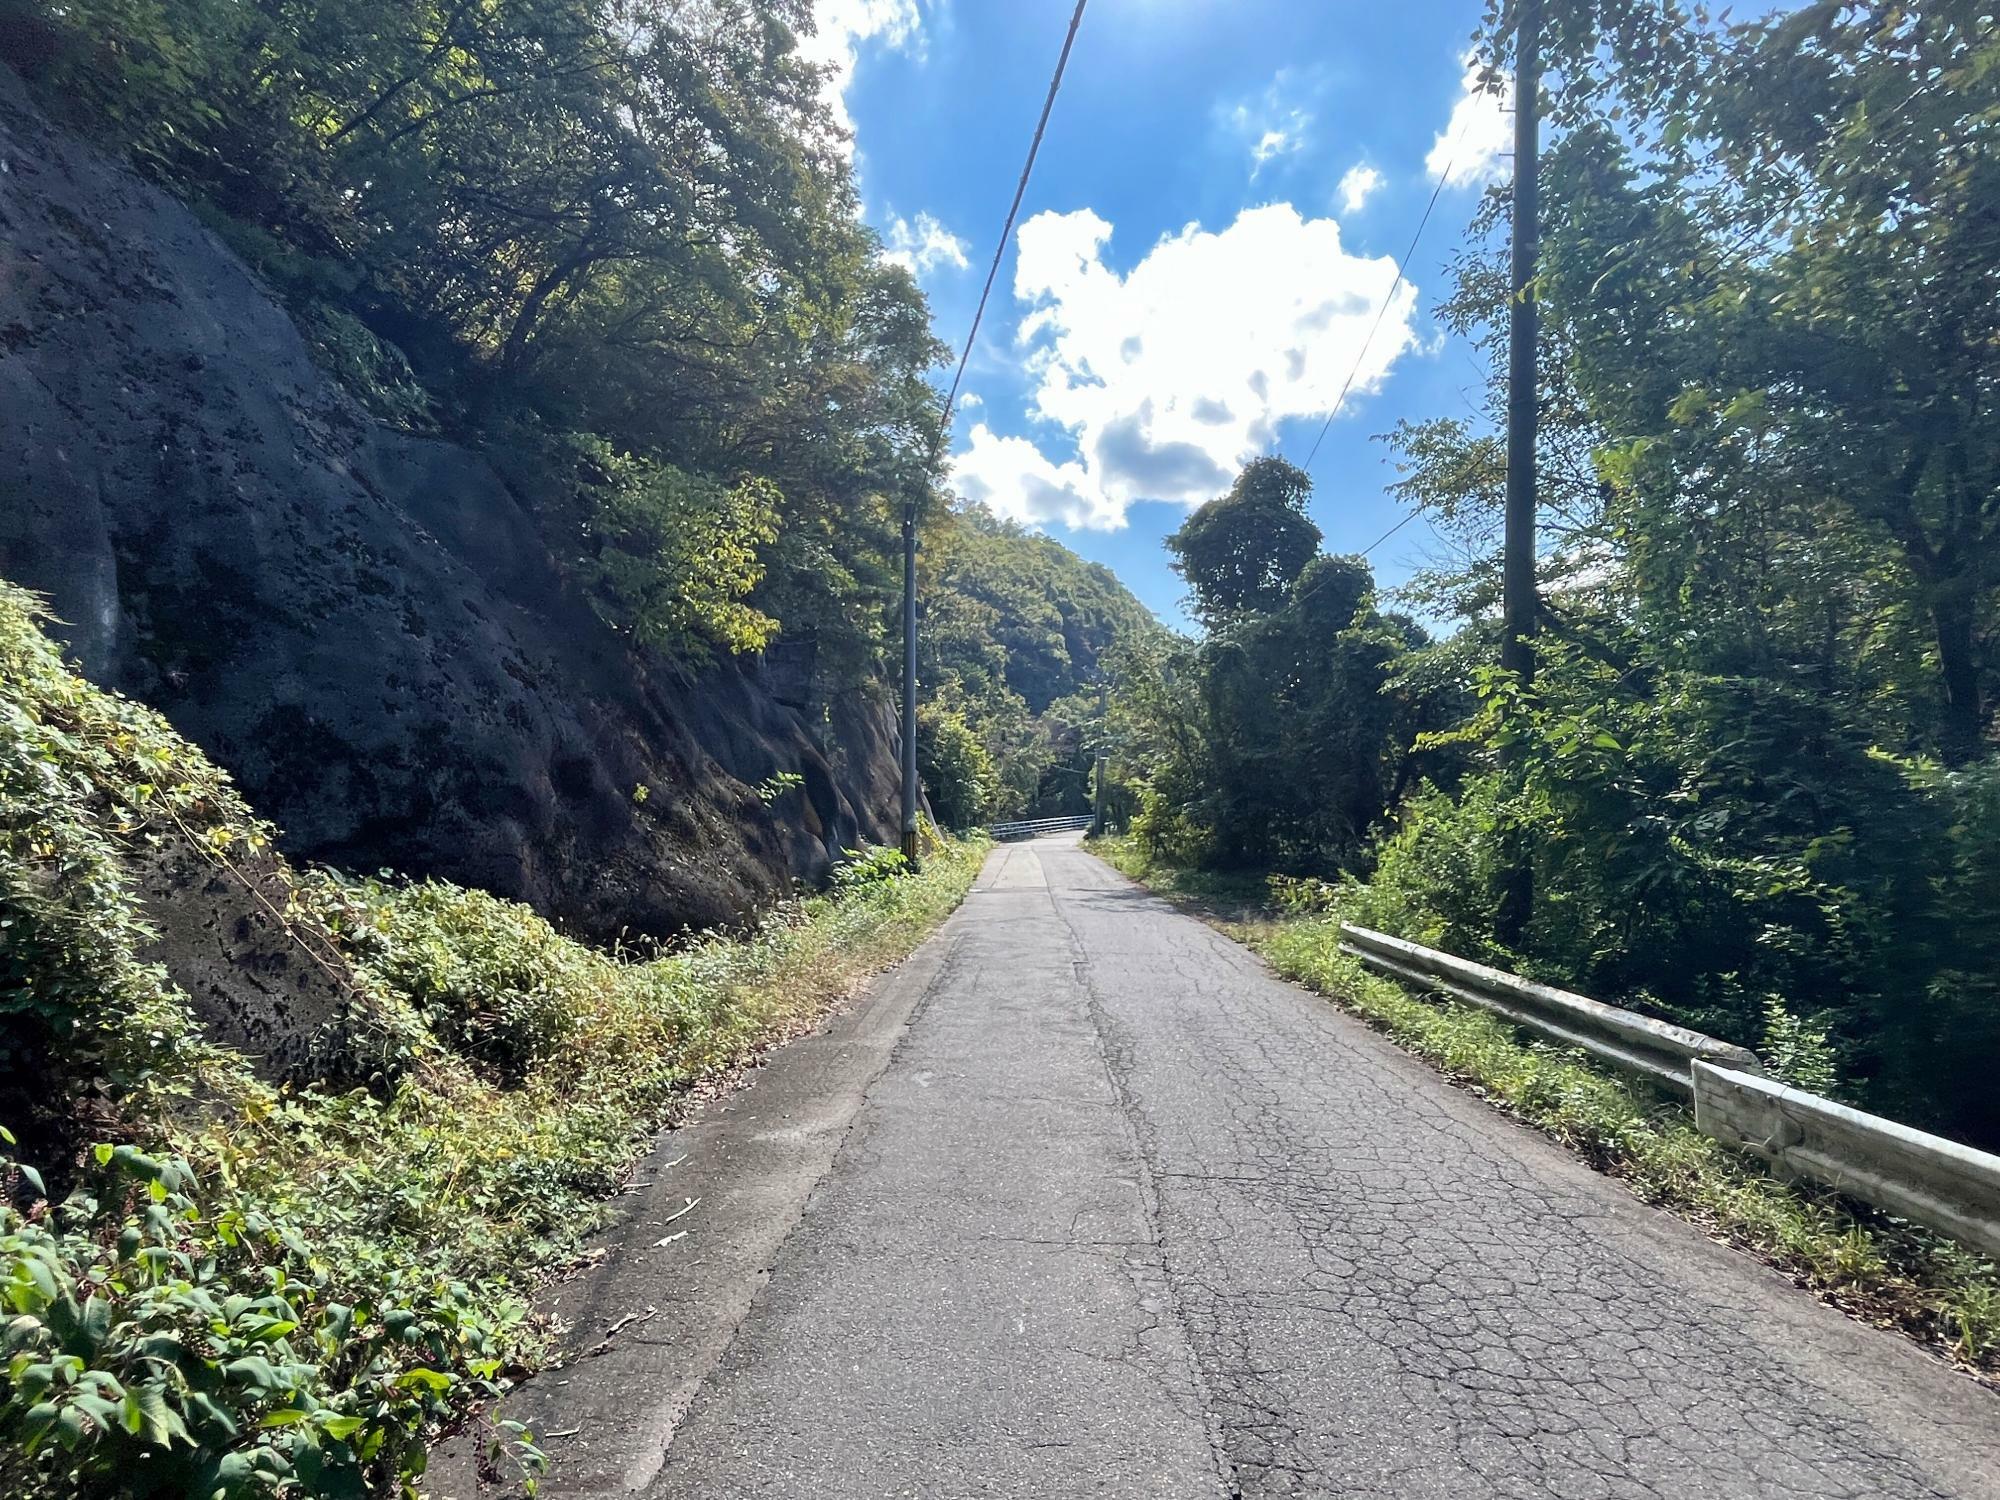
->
[1427, 55, 1512, 188]
[953, 425, 1118, 530]
[882, 211, 969, 276]
[1222, 71, 1314, 177]
[957, 391, 982, 409]
[799, 0, 924, 147]
[1338, 163, 1383, 214]
[949, 203, 1422, 531]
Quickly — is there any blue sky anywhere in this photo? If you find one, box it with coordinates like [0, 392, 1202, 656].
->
[811, 0, 1514, 628]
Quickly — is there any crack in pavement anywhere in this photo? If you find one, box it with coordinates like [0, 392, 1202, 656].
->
[491, 835, 2000, 1499]
[1051, 840, 1999, 1499]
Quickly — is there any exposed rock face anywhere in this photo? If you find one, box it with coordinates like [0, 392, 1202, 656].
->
[0, 67, 901, 945]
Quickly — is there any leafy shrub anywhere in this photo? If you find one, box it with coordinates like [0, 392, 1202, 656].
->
[295, 306, 434, 433]
[0, 583, 264, 1159]
[831, 845, 910, 891]
[915, 705, 994, 831]
[558, 437, 780, 663]
[351, 882, 597, 1084]
[0, 583, 989, 1495]
[0, 1136, 539, 1499]
[1759, 996, 1842, 1096]
[1345, 654, 2000, 1146]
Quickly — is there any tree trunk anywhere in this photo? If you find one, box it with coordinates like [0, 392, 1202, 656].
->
[1932, 587, 1984, 767]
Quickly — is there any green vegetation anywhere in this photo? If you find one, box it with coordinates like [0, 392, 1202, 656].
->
[0, 0, 1160, 829]
[1111, 457, 1464, 873]
[1107, 1, 2000, 1153]
[916, 505, 1160, 828]
[0, 0, 945, 677]
[0, 583, 982, 1497]
[1095, 836, 2000, 1375]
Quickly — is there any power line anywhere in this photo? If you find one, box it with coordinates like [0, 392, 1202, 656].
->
[1298, 115, 1469, 473]
[940, 0, 1090, 434]
[1360, 506, 1424, 560]
[1279, 117, 1475, 608]
[1336, 73, 1945, 573]
[904, 0, 1089, 861]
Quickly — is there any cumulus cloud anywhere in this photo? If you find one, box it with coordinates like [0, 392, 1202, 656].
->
[1338, 163, 1383, 214]
[949, 203, 1421, 531]
[799, 0, 924, 146]
[952, 425, 1118, 530]
[882, 211, 969, 276]
[1427, 55, 1512, 188]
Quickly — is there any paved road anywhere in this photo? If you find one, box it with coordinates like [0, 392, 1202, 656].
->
[448, 834, 2000, 1499]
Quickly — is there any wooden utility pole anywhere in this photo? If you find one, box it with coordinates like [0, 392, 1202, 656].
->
[1501, 0, 1541, 686]
[1497, 0, 1541, 944]
[900, 497, 921, 867]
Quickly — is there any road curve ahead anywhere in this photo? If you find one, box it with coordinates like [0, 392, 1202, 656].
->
[624, 835, 1999, 1498]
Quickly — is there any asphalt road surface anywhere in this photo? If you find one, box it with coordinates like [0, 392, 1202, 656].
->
[445, 833, 2000, 1499]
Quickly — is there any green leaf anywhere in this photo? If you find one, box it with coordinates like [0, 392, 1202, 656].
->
[393, 1366, 453, 1394]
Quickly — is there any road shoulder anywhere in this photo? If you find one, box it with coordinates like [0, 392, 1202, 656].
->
[428, 920, 966, 1498]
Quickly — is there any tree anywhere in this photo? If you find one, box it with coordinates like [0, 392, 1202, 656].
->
[1345, 0, 2000, 1147]
[916, 704, 995, 831]
[1166, 458, 1322, 628]
[1112, 536, 1447, 874]
[1528, 1, 2000, 766]
[4, 0, 949, 680]
[916, 503, 1160, 821]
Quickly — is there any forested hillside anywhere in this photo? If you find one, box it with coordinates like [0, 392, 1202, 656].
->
[918, 505, 1160, 828]
[1, 0, 941, 667]
[1108, 0, 2000, 1152]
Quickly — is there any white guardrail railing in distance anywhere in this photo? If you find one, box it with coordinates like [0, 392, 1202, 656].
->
[1336, 921, 2000, 1259]
[987, 814, 1095, 842]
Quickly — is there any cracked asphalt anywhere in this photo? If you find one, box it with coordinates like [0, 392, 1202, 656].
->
[459, 833, 2000, 1499]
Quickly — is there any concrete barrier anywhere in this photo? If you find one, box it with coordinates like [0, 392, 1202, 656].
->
[1691, 1062, 2000, 1260]
[1338, 924, 1763, 1094]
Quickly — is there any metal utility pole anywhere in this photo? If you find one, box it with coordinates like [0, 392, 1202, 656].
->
[1501, 0, 1541, 687]
[900, 496, 921, 867]
[1497, 0, 1542, 944]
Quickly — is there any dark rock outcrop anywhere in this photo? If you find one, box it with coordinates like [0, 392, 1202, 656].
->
[0, 67, 901, 944]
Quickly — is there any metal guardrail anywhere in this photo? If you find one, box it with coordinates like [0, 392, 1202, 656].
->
[1691, 1063, 2000, 1259]
[1338, 924, 1762, 1093]
[1340, 922, 2000, 1258]
[988, 814, 1095, 842]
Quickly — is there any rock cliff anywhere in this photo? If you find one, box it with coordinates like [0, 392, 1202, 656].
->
[0, 66, 903, 943]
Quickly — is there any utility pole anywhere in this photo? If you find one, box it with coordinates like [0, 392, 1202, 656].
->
[1497, 0, 1541, 944]
[1090, 679, 1108, 836]
[900, 496, 921, 867]
[1501, 0, 1541, 686]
